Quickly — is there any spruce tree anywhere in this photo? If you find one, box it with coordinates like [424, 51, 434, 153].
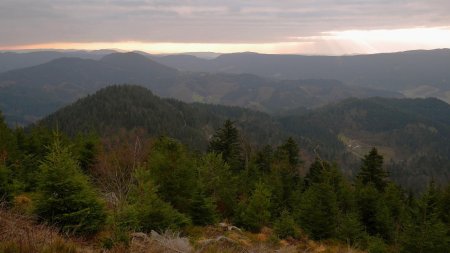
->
[208, 120, 244, 172]
[0, 163, 13, 204]
[296, 183, 338, 240]
[401, 182, 449, 253]
[356, 184, 394, 240]
[189, 185, 218, 226]
[148, 137, 196, 213]
[237, 182, 272, 232]
[357, 148, 388, 191]
[119, 168, 190, 232]
[35, 136, 106, 235]
[274, 210, 299, 239]
[197, 153, 237, 217]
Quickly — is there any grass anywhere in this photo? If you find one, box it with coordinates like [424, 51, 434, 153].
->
[0, 207, 365, 253]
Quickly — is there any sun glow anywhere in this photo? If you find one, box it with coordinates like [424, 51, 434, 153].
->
[2, 27, 450, 55]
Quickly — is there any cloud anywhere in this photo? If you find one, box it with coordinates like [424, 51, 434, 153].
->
[0, 0, 450, 54]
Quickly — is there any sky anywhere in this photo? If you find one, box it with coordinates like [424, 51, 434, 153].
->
[1, 0, 450, 55]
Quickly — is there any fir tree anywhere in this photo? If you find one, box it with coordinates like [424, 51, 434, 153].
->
[35, 136, 106, 235]
[296, 183, 338, 240]
[189, 185, 218, 226]
[208, 120, 244, 172]
[274, 210, 299, 239]
[119, 168, 190, 232]
[148, 137, 196, 213]
[357, 148, 388, 191]
[197, 153, 237, 217]
[401, 182, 450, 253]
[237, 182, 272, 232]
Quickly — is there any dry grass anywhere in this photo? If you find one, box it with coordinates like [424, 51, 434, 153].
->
[0, 208, 93, 253]
[130, 230, 193, 253]
[0, 207, 366, 253]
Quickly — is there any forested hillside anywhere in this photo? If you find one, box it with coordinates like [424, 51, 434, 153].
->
[38, 85, 286, 149]
[153, 49, 450, 103]
[1, 107, 449, 252]
[279, 97, 450, 191]
[38, 85, 450, 192]
[0, 52, 399, 125]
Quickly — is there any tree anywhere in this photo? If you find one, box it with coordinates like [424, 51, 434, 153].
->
[296, 183, 338, 240]
[148, 137, 196, 213]
[271, 138, 303, 213]
[274, 210, 299, 239]
[197, 153, 237, 217]
[401, 182, 449, 253]
[356, 184, 394, 240]
[208, 120, 244, 172]
[119, 168, 190, 232]
[274, 137, 301, 168]
[35, 136, 106, 235]
[357, 148, 388, 192]
[237, 182, 272, 232]
[189, 185, 218, 226]
[0, 163, 13, 204]
[305, 157, 330, 187]
[337, 212, 365, 245]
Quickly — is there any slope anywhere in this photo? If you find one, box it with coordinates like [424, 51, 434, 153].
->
[0, 52, 398, 125]
[279, 97, 450, 191]
[38, 85, 286, 149]
[153, 49, 450, 103]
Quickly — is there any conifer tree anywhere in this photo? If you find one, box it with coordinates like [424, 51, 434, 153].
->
[119, 168, 190, 232]
[237, 182, 272, 232]
[357, 148, 388, 191]
[356, 184, 394, 240]
[274, 210, 299, 239]
[401, 182, 449, 253]
[189, 185, 218, 226]
[296, 183, 338, 240]
[208, 120, 244, 172]
[148, 137, 196, 213]
[35, 135, 106, 235]
[197, 153, 237, 217]
[0, 163, 13, 204]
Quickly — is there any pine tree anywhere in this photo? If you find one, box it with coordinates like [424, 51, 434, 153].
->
[148, 137, 196, 213]
[305, 157, 330, 187]
[119, 168, 190, 232]
[197, 153, 237, 217]
[296, 183, 338, 240]
[237, 182, 272, 232]
[401, 182, 450, 253]
[337, 212, 365, 245]
[0, 163, 13, 204]
[356, 184, 394, 240]
[274, 210, 299, 239]
[189, 185, 218, 226]
[208, 120, 244, 172]
[274, 137, 301, 168]
[35, 136, 106, 235]
[357, 148, 388, 191]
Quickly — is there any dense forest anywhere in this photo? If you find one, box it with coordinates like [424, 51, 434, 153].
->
[1, 105, 449, 252]
[38, 85, 450, 193]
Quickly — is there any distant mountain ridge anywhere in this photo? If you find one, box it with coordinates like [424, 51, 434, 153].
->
[0, 50, 116, 73]
[151, 49, 450, 103]
[0, 52, 398, 125]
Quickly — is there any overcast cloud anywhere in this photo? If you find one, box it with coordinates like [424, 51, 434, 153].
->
[1, 0, 450, 53]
